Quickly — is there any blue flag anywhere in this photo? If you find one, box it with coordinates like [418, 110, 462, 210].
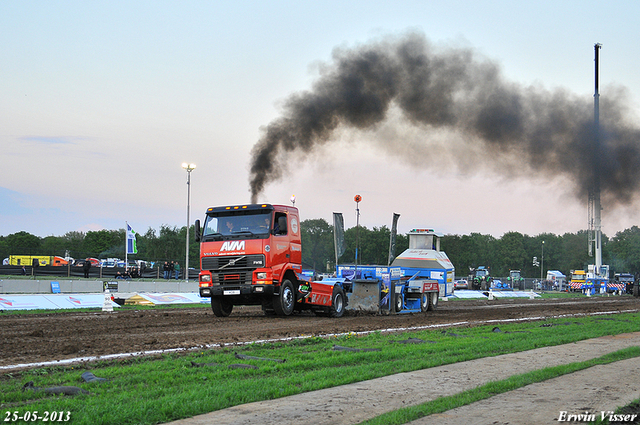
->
[127, 223, 138, 254]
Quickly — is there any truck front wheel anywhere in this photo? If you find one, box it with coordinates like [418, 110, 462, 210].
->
[211, 296, 233, 317]
[273, 279, 295, 316]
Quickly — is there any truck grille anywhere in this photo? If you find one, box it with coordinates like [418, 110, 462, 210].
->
[201, 254, 265, 285]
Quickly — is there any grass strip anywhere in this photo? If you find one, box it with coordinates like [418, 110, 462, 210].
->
[358, 346, 640, 425]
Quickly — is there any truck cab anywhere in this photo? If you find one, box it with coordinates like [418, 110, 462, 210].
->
[612, 273, 634, 294]
[569, 270, 586, 292]
[585, 264, 609, 294]
[195, 203, 302, 316]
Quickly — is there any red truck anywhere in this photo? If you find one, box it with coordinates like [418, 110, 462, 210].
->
[194, 203, 347, 317]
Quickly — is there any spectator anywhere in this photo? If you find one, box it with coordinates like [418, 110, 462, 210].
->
[163, 261, 170, 279]
[174, 262, 180, 280]
[83, 258, 91, 278]
[32, 258, 39, 277]
[130, 267, 139, 279]
[21, 266, 26, 275]
[169, 261, 175, 279]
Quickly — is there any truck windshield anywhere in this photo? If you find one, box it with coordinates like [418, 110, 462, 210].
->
[202, 210, 272, 240]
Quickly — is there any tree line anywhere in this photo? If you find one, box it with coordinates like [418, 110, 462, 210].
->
[300, 219, 640, 278]
[3, 220, 640, 278]
[0, 226, 199, 269]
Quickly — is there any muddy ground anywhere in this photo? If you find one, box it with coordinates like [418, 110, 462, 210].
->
[1, 296, 638, 369]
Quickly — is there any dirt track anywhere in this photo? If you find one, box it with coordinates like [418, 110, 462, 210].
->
[2, 295, 638, 369]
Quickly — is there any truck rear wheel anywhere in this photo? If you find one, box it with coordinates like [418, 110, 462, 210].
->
[273, 279, 295, 316]
[427, 292, 438, 311]
[420, 293, 431, 312]
[394, 293, 403, 312]
[211, 296, 233, 317]
[329, 286, 346, 318]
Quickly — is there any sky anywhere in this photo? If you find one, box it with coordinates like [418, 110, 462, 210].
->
[1, 0, 640, 240]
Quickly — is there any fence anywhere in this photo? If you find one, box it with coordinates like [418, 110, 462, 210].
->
[0, 278, 199, 294]
[489, 277, 565, 291]
[0, 265, 197, 280]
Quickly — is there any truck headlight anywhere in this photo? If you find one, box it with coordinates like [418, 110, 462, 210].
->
[200, 274, 211, 283]
[256, 272, 267, 279]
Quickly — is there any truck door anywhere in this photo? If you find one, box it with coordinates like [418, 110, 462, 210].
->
[271, 212, 290, 281]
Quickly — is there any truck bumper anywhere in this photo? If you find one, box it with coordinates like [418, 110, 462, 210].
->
[200, 284, 275, 298]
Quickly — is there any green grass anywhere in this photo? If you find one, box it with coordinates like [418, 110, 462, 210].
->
[2, 312, 640, 424]
[537, 291, 585, 298]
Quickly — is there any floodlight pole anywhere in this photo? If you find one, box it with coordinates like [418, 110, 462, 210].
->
[354, 195, 361, 278]
[182, 163, 196, 282]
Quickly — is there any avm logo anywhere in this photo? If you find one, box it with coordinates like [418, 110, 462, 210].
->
[220, 241, 246, 252]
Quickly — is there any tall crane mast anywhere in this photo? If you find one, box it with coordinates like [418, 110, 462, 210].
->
[589, 43, 603, 273]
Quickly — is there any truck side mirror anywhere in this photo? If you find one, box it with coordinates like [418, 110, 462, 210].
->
[194, 219, 201, 242]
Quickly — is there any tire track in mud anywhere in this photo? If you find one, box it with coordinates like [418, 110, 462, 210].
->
[1, 296, 637, 370]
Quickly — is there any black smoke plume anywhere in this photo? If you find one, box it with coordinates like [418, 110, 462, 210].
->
[249, 32, 640, 206]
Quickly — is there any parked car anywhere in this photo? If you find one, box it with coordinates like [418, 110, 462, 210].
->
[74, 258, 100, 267]
[454, 279, 468, 289]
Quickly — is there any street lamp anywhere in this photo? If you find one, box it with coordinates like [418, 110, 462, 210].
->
[182, 163, 196, 281]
